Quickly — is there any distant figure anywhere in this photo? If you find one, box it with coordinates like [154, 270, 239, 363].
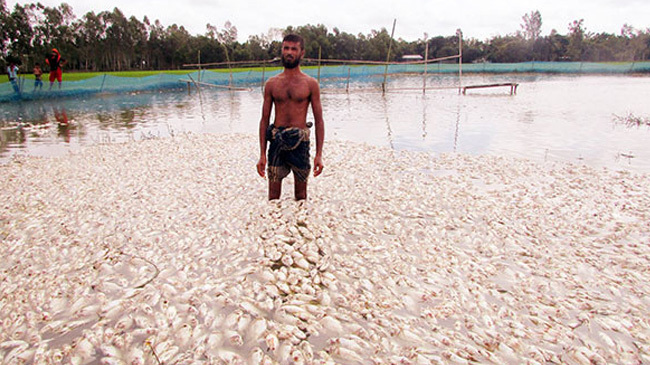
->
[7, 62, 20, 94]
[256, 34, 325, 200]
[46, 48, 66, 90]
[33, 63, 43, 91]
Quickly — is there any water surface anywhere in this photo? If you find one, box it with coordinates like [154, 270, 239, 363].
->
[1, 74, 649, 172]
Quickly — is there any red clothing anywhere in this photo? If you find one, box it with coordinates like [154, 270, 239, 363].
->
[49, 68, 62, 83]
[46, 49, 64, 82]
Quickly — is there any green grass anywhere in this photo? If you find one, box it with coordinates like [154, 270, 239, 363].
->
[1, 65, 317, 83]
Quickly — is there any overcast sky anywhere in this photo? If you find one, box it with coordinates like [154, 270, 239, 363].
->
[9, 0, 649, 42]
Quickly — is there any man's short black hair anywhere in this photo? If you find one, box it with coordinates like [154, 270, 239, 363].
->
[282, 34, 304, 50]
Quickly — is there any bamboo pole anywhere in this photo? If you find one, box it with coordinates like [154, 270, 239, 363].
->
[100, 74, 107, 92]
[346, 67, 351, 93]
[221, 44, 233, 87]
[457, 29, 463, 95]
[423, 36, 428, 94]
[317, 46, 322, 85]
[187, 74, 201, 95]
[198, 50, 201, 83]
[261, 65, 266, 90]
[382, 18, 397, 94]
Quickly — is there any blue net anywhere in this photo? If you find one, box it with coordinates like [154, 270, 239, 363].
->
[2, 61, 649, 103]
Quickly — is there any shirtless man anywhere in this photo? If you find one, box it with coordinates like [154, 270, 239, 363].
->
[257, 34, 325, 200]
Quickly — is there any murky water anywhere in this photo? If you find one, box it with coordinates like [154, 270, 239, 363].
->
[1, 73, 649, 172]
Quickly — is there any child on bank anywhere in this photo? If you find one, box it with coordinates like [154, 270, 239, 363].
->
[33, 63, 43, 91]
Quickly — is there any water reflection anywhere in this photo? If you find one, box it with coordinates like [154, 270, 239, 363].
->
[381, 94, 394, 150]
[421, 94, 427, 140]
[453, 102, 461, 153]
[0, 104, 82, 154]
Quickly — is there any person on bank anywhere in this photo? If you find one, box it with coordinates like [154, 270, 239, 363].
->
[7, 61, 20, 94]
[33, 62, 43, 91]
[46, 48, 66, 90]
[256, 34, 325, 200]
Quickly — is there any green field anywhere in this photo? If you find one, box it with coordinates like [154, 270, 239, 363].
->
[2, 67, 287, 83]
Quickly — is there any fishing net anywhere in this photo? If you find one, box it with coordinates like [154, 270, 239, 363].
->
[2, 61, 649, 102]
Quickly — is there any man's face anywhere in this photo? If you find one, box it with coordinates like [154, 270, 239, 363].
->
[281, 41, 304, 69]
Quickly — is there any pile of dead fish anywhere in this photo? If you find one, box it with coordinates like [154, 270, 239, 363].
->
[1, 133, 649, 364]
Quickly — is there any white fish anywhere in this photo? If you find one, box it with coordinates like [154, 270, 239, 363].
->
[115, 315, 134, 331]
[248, 318, 268, 342]
[281, 254, 294, 267]
[217, 349, 243, 363]
[320, 315, 344, 334]
[249, 347, 265, 364]
[330, 346, 365, 363]
[275, 342, 294, 363]
[127, 347, 145, 365]
[265, 332, 279, 351]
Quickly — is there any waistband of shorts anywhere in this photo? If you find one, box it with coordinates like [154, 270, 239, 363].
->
[271, 126, 310, 141]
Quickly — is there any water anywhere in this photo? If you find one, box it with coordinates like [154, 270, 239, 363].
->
[1, 74, 650, 172]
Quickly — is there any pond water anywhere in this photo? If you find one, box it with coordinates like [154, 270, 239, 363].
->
[1, 73, 650, 172]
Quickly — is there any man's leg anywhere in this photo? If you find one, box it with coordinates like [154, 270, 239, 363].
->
[294, 181, 307, 200]
[269, 181, 282, 200]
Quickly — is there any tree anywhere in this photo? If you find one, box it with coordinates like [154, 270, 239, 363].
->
[0, 0, 10, 57]
[74, 11, 105, 70]
[486, 35, 528, 63]
[2, 2, 649, 72]
[567, 19, 586, 61]
[521, 10, 542, 41]
[331, 28, 359, 60]
[290, 24, 332, 59]
[620, 24, 650, 61]
[216, 21, 237, 65]
[359, 28, 392, 61]
[162, 24, 192, 69]
[217, 20, 237, 45]
[4, 3, 34, 63]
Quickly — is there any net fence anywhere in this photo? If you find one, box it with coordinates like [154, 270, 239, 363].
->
[2, 61, 649, 102]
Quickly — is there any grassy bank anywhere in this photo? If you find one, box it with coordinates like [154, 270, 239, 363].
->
[3, 66, 286, 83]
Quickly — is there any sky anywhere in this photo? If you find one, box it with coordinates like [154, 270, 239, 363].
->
[8, 0, 650, 42]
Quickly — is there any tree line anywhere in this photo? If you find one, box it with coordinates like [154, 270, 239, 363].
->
[2, 3, 649, 73]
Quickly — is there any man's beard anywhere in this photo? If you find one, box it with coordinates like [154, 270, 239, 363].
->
[282, 54, 301, 69]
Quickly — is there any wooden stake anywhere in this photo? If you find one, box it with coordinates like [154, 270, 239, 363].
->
[317, 46, 322, 85]
[423, 37, 428, 94]
[222, 43, 233, 87]
[457, 29, 463, 95]
[382, 18, 397, 94]
[346, 67, 351, 93]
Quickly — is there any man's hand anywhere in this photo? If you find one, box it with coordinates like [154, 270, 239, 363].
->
[313, 155, 324, 177]
[257, 156, 266, 178]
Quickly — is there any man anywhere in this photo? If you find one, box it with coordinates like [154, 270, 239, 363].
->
[46, 48, 66, 90]
[256, 34, 325, 200]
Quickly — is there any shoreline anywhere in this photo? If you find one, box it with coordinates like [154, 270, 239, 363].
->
[1, 133, 649, 363]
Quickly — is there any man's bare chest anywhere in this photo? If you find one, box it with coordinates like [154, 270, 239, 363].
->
[272, 82, 311, 103]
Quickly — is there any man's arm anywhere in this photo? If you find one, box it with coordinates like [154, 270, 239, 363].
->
[310, 78, 325, 177]
[257, 81, 274, 177]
